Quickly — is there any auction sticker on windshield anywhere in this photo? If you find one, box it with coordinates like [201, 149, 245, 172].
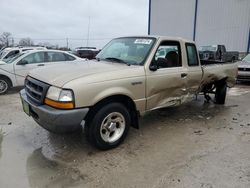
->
[134, 39, 152, 45]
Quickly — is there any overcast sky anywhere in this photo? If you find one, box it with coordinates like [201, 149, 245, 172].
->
[0, 0, 149, 49]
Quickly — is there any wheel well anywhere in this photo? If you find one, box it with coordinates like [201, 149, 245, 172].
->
[216, 78, 227, 87]
[202, 78, 227, 93]
[0, 75, 13, 87]
[85, 95, 139, 129]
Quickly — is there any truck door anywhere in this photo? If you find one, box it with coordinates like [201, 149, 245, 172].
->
[145, 40, 188, 110]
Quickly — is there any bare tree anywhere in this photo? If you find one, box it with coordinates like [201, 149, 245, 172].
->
[0, 32, 12, 47]
[19, 38, 34, 46]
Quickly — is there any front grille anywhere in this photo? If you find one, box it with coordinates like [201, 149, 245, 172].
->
[25, 77, 50, 104]
[238, 67, 250, 71]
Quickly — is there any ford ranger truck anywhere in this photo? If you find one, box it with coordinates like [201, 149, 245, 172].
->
[20, 36, 238, 150]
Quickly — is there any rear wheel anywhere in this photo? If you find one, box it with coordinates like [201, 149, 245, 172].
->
[215, 82, 227, 104]
[0, 77, 11, 95]
[85, 102, 130, 150]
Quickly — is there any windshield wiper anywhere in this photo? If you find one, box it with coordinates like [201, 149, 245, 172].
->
[104, 57, 130, 66]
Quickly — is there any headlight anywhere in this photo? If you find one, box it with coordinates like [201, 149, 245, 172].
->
[45, 86, 74, 109]
[46, 86, 61, 101]
[59, 90, 73, 102]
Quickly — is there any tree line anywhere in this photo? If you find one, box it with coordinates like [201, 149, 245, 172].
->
[0, 32, 35, 48]
[0, 32, 71, 51]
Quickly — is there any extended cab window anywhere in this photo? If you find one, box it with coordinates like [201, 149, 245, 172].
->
[186, 43, 199, 66]
[153, 41, 182, 68]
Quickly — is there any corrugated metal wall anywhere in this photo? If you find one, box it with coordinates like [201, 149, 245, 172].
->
[150, 0, 250, 52]
[149, 0, 196, 39]
[195, 0, 250, 52]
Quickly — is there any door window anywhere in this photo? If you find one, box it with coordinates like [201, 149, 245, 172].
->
[186, 43, 199, 66]
[65, 54, 76, 61]
[19, 52, 45, 64]
[153, 41, 182, 68]
[47, 52, 66, 62]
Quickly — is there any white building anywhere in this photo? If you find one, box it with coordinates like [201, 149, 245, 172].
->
[148, 0, 250, 53]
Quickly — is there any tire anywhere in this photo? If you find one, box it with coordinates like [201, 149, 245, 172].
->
[215, 82, 227, 104]
[85, 102, 131, 150]
[0, 77, 11, 95]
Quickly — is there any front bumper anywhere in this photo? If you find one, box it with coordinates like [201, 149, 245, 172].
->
[20, 89, 89, 133]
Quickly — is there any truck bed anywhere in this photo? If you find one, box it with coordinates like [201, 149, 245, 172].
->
[201, 60, 238, 88]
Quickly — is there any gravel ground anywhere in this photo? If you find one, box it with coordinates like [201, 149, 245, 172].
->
[0, 83, 250, 188]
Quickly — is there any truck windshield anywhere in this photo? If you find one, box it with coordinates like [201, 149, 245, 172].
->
[96, 37, 156, 65]
[200, 45, 217, 51]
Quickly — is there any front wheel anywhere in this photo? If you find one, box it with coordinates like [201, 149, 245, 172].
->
[215, 82, 227, 104]
[85, 102, 131, 150]
[0, 77, 11, 95]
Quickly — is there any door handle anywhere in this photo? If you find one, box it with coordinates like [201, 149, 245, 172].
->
[37, 64, 45, 66]
[181, 73, 188, 78]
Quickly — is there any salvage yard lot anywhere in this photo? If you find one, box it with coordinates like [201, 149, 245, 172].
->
[0, 84, 250, 188]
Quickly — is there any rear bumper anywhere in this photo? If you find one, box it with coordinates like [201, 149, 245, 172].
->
[20, 89, 89, 133]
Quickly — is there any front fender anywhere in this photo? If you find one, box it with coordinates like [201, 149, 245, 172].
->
[69, 78, 145, 110]
[91, 86, 135, 105]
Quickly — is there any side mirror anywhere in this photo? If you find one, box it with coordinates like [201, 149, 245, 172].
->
[18, 60, 28, 65]
[150, 58, 168, 71]
[149, 64, 158, 71]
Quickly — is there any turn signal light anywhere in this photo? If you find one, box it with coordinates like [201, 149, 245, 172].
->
[44, 98, 74, 109]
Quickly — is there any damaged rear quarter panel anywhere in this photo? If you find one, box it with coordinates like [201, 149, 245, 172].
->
[201, 62, 238, 87]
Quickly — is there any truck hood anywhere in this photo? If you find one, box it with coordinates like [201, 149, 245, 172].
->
[29, 60, 144, 87]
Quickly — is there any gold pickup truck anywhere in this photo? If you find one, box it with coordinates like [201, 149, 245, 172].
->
[20, 36, 238, 150]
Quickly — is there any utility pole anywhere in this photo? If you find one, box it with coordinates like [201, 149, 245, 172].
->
[11, 38, 14, 47]
[86, 16, 90, 47]
[66, 38, 69, 49]
[6, 37, 9, 47]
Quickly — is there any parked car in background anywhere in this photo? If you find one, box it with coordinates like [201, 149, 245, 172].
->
[237, 54, 250, 81]
[74, 47, 100, 59]
[199, 45, 239, 62]
[0, 49, 83, 94]
[0, 46, 47, 61]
